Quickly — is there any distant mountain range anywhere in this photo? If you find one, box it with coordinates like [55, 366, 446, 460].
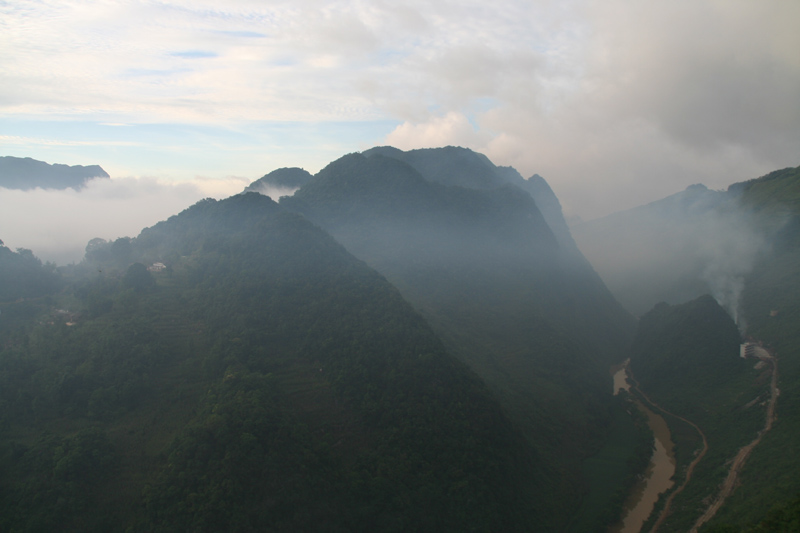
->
[0, 146, 638, 531]
[1, 147, 797, 532]
[571, 175, 791, 317]
[0, 155, 109, 190]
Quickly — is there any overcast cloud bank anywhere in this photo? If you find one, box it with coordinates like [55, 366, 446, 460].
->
[2, 0, 797, 220]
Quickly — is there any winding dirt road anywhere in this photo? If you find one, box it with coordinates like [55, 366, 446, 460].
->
[630, 381, 708, 533]
[624, 345, 778, 533]
[689, 349, 778, 532]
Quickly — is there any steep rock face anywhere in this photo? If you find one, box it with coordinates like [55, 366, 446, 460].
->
[0, 156, 109, 190]
[283, 148, 637, 524]
[0, 193, 544, 531]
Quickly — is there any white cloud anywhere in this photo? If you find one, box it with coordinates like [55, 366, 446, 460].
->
[380, 0, 800, 218]
[0, 135, 141, 147]
[1, 0, 797, 220]
[386, 112, 490, 150]
[0, 176, 244, 265]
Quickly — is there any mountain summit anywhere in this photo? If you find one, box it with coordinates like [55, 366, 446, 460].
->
[280, 146, 636, 526]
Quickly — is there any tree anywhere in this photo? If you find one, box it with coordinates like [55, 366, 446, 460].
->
[123, 263, 155, 293]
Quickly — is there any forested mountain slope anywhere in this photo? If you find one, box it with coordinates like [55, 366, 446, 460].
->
[705, 165, 800, 530]
[243, 167, 313, 194]
[281, 147, 637, 524]
[573, 166, 800, 318]
[362, 145, 583, 251]
[0, 240, 61, 300]
[629, 296, 768, 532]
[0, 193, 545, 531]
[359, 147, 632, 360]
[615, 166, 800, 531]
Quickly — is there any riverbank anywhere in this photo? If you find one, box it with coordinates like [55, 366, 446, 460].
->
[610, 364, 676, 533]
[635, 347, 773, 532]
[568, 359, 656, 533]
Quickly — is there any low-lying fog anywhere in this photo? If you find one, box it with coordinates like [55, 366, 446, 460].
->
[0, 176, 266, 265]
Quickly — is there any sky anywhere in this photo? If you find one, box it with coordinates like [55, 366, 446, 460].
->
[1, 0, 799, 263]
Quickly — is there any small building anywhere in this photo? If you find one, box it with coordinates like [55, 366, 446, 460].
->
[148, 262, 166, 272]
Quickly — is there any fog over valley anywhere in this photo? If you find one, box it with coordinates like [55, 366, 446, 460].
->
[572, 184, 776, 320]
[2, 1, 799, 531]
[0, 174, 248, 264]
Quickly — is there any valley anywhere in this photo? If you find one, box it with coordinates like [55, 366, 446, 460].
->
[0, 153, 798, 532]
[610, 363, 676, 533]
[611, 335, 780, 533]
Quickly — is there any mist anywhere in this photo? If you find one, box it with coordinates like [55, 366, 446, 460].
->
[572, 185, 770, 322]
[245, 184, 301, 201]
[0, 176, 248, 265]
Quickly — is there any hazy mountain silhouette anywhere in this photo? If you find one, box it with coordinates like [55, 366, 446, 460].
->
[0, 156, 109, 190]
[243, 167, 313, 195]
[573, 183, 763, 317]
[0, 192, 546, 531]
[281, 147, 636, 523]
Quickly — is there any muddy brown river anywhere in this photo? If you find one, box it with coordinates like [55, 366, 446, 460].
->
[610, 364, 676, 533]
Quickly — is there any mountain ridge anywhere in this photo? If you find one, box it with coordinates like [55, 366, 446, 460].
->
[0, 155, 109, 190]
[279, 146, 637, 527]
[0, 192, 546, 531]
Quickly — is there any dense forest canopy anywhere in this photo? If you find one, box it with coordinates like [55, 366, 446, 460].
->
[0, 192, 547, 531]
[1, 148, 797, 532]
[282, 147, 637, 527]
[567, 165, 800, 532]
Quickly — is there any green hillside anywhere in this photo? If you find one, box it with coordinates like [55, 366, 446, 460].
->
[630, 296, 768, 532]
[730, 165, 800, 217]
[0, 193, 544, 531]
[704, 165, 800, 530]
[243, 167, 313, 193]
[283, 148, 637, 526]
[616, 166, 800, 531]
[0, 240, 61, 301]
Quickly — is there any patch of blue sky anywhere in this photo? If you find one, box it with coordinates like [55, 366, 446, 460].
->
[1, 119, 136, 144]
[470, 97, 500, 113]
[1, 117, 401, 179]
[170, 50, 218, 59]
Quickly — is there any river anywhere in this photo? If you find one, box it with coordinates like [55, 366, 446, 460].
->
[609, 363, 676, 533]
